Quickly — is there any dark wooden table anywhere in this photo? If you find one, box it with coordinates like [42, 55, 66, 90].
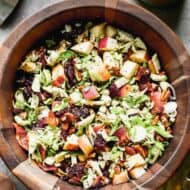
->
[0, 0, 189, 189]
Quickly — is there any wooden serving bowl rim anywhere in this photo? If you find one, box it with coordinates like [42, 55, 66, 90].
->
[0, 0, 189, 190]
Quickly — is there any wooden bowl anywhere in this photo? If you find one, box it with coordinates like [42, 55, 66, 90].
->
[0, 1, 189, 189]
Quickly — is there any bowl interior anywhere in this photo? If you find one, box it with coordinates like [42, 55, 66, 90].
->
[0, 4, 189, 190]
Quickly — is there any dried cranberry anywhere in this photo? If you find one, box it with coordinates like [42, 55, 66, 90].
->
[15, 71, 33, 88]
[60, 159, 70, 171]
[42, 91, 52, 99]
[102, 169, 109, 178]
[67, 106, 89, 121]
[73, 106, 89, 119]
[55, 96, 62, 101]
[67, 163, 85, 178]
[55, 110, 65, 117]
[13, 108, 23, 114]
[32, 119, 46, 129]
[61, 129, 68, 140]
[108, 83, 120, 98]
[23, 86, 33, 99]
[62, 25, 83, 42]
[94, 134, 106, 149]
[136, 66, 150, 83]
[64, 60, 76, 88]
[35, 92, 43, 105]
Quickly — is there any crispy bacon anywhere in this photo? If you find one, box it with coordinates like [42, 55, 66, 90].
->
[38, 163, 57, 172]
[61, 112, 76, 123]
[93, 124, 104, 133]
[136, 66, 150, 82]
[150, 91, 164, 113]
[125, 146, 136, 155]
[68, 176, 82, 185]
[114, 127, 128, 144]
[44, 111, 58, 127]
[132, 145, 148, 158]
[39, 145, 46, 160]
[13, 123, 29, 150]
[136, 66, 157, 92]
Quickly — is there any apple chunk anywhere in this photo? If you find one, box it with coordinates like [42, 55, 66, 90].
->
[120, 60, 139, 79]
[52, 64, 65, 87]
[126, 154, 145, 170]
[88, 64, 110, 82]
[71, 41, 94, 55]
[148, 53, 161, 74]
[63, 134, 79, 151]
[112, 170, 129, 185]
[98, 37, 118, 51]
[129, 167, 146, 179]
[103, 52, 120, 69]
[105, 25, 117, 37]
[129, 50, 149, 63]
[90, 23, 106, 38]
[82, 86, 100, 100]
[78, 135, 93, 155]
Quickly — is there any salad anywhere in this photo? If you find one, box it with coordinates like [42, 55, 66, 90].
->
[12, 21, 177, 189]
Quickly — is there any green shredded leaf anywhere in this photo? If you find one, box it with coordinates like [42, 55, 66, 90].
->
[28, 126, 62, 155]
[58, 50, 75, 62]
[40, 69, 52, 86]
[52, 98, 69, 112]
[13, 90, 28, 109]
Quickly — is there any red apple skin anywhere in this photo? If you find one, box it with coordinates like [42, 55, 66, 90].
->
[98, 37, 108, 50]
[98, 37, 117, 51]
[82, 86, 100, 100]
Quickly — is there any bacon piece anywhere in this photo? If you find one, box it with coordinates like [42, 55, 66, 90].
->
[44, 111, 58, 127]
[93, 124, 104, 133]
[68, 176, 82, 185]
[114, 127, 128, 144]
[38, 163, 57, 172]
[61, 112, 76, 123]
[136, 66, 150, 82]
[150, 91, 164, 113]
[125, 146, 136, 155]
[132, 145, 148, 158]
[13, 123, 29, 150]
[39, 145, 46, 160]
[136, 66, 157, 92]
